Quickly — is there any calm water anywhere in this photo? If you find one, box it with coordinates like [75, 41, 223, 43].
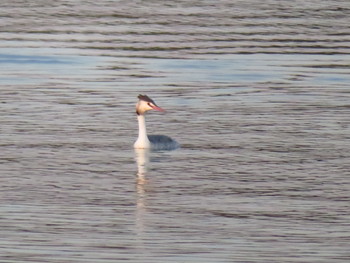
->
[1, 0, 350, 262]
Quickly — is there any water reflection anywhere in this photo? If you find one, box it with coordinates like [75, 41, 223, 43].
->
[2, 0, 350, 261]
[135, 148, 150, 188]
[134, 148, 150, 238]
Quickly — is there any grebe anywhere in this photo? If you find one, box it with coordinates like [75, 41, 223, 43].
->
[134, 94, 179, 150]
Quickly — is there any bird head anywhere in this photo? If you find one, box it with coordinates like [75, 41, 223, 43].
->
[136, 94, 165, 115]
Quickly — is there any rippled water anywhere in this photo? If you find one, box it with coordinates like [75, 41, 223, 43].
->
[1, 1, 350, 262]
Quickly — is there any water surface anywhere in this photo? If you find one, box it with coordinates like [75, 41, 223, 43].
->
[0, 1, 350, 262]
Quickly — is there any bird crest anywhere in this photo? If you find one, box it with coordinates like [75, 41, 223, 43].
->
[138, 94, 156, 104]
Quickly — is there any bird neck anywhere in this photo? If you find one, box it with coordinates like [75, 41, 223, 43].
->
[137, 114, 148, 139]
[134, 114, 150, 148]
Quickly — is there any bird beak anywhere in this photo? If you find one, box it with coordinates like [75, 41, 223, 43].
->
[150, 104, 165, 112]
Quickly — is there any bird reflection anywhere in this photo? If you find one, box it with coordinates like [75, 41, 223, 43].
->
[135, 148, 150, 189]
[134, 148, 150, 238]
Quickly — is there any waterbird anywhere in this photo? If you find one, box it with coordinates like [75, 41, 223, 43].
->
[134, 94, 179, 150]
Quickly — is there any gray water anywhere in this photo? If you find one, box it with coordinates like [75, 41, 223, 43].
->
[1, 1, 350, 262]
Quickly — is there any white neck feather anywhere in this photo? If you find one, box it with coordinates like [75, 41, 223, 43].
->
[134, 114, 151, 149]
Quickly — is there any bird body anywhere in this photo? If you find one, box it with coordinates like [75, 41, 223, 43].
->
[134, 95, 179, 150]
